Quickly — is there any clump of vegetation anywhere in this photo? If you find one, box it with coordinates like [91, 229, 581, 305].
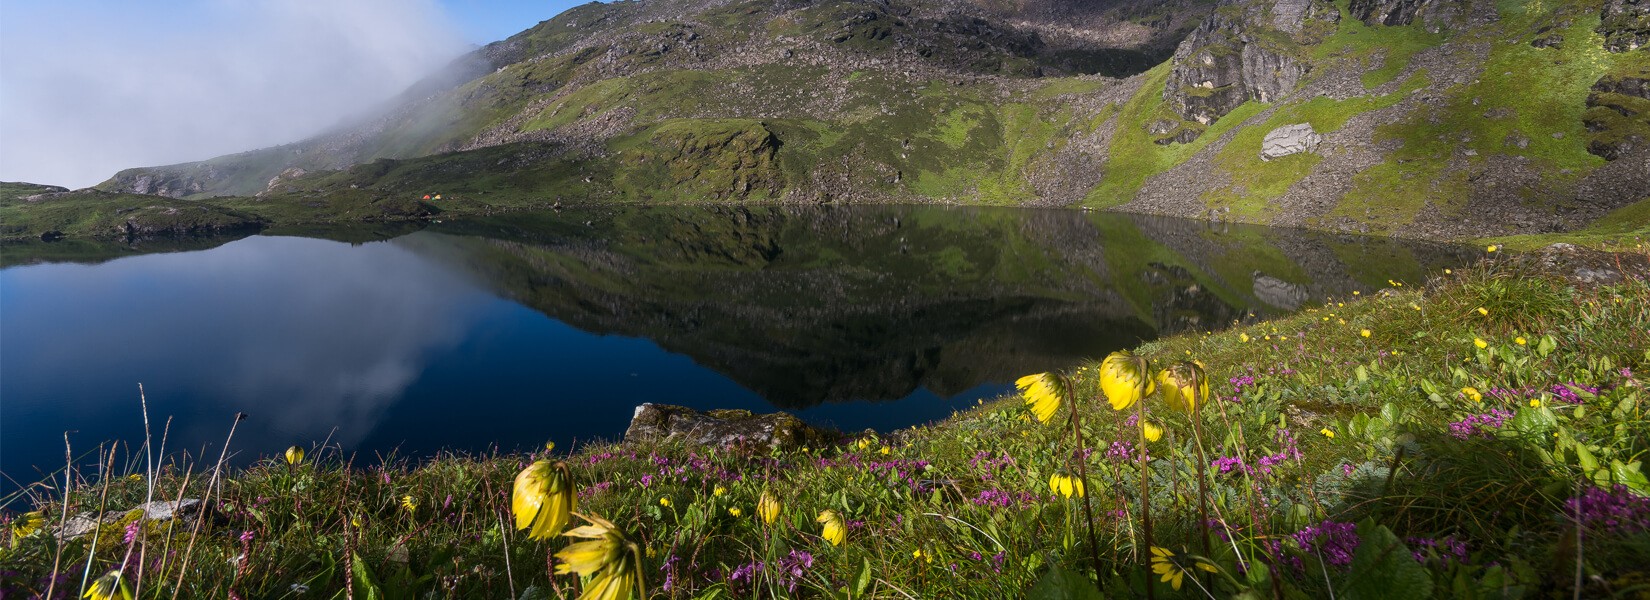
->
[3, 252, 1647, 598]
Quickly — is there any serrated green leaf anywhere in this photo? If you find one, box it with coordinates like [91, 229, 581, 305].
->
[1340, 521, 1431, 600]
[1027, 564, 1104, 600]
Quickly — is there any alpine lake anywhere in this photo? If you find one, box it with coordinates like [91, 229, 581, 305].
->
[0, 205, 1477, 485]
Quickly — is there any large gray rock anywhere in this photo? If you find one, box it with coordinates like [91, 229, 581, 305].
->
[1162, 6, 1325, 128]
[1260, 123, 1323, 160]
[1600, 0, 1650, 52]
[1348, 0, 1434, 26]
[56, 499, 204, 540]
[624, 404, 837, 451]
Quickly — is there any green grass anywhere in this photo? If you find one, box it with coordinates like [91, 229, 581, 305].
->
[1086, 64, 1269, 207]
[1206, 73, 1429, 220]
[5, 257, 1646, 598]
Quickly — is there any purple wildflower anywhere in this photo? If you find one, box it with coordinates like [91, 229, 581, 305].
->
[1566, 484, 1650, 533]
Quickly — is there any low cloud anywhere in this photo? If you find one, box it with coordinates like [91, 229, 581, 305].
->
[0, 0, 468, 189]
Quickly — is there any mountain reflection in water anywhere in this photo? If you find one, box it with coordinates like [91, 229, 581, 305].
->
[0, 205, 1473, 480]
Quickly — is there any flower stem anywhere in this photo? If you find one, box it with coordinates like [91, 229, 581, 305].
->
[1137, 400, 1155, 600]
[1069, 401, 1105, 586]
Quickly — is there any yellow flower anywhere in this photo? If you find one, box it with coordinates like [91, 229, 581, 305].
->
[400, 495, 418, 514]
[512, 460, 575, 541]
[1353, 290, 1361, 296]
[913, 549, 923, 559]
[11, 511, 45, 543]
[1239, 333, 1250, 343]
[1099, 351, 1154, 411]
[817, 510, 846, 546]
[1515, 337, 1527, 346]
[1360, 329, 1371, 338]
[659, 497, 671, 508]
[83, 570, 132, 600]
[1149, 547, 1186, 591]
[1048, 472, 1086, 498]
[1320, 428, 1335, 439]
[284, 445, 305, 466]
[1487, 244, 1498, 253]
[879, 447, 890, 455]
[857, 439, 870, 450]
[555, 513, 643, 600]
[1142, 421, 1164, 443]
[757, 491, 781, 526]
[1474, 338, 1488, 349]
[1157, 361, 1209, 415]
[1444, 268, 1453, 274]
[545, 440, 556, 452]
[1477, 307, 1489, 316]
[1462, 387, 1482, 403]
[729, 507, 742, 517]
[1016, 372, 1065, 424]
[713, 485, 727, 497]
[1410, 303, 1421, 311]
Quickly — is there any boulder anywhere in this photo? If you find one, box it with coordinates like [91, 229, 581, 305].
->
[1599, 0, 1650, 52]
[1260, 123, 1323, 160]
[624, 403, 837, 451]
[55, 499, 205, 540]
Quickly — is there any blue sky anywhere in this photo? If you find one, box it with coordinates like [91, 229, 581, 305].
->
[441, 0, 593, 44]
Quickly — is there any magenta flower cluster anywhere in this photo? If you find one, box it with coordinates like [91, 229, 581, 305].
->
[1447, 409, 1513, 439]
[1566, 484, 1650, 534]
[1290, 520, 1360, 567]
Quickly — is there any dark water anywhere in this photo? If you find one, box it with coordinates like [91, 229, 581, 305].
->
[0, 205, 1474, 485]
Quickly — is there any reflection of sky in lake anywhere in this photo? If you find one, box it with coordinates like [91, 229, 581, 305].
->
[0, 236, 975, 483]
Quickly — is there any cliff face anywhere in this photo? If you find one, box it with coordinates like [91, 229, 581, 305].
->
[86, 0, 1649, 242]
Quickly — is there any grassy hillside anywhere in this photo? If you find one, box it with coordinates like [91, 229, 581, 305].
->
[4, 253, 1645, 598]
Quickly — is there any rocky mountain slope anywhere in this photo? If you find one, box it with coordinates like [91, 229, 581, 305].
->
[86, 0, 1650, 241]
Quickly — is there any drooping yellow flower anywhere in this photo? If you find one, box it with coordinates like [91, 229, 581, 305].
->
[713, 485, 727, 497]
[1157, 361, 1209, 415]
[1320, 428, 1335, 439]
[879, 447, 890, 455]
[1515, 337, 1527, 346]
[817, 509, 846, 546]
[1486, 245, 1498, 253]
[1360, 329, 1372, 338]
[1239, 333, 1250, 343]
[555, 513, 644, 600]
[512, 460, 575, 541]
[757, 491, 781, 526]
[1016, 373, 1064, 424]
[400, 495, 418, 514]
[1474, 338, 1488, 349]
[1142, 421, 1163, 443]
[284, 445, 305, 466]
[729, 507, 742, 517]
[1099, 351, 1154, 411]
[545, 440, 557, 452]
[11, 511, 45, 543]
[83, 570, 132, 600]
[1462, 386, 1483, 403]
[1149, 547, 1186, 591]
[1048, 472, 1085, 498]
[659, 497, 671, 508]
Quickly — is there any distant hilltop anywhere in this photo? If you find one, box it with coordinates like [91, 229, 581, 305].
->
[79, 0, 1650, 240]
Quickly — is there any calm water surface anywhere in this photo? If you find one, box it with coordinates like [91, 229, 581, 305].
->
[0, 206, 1473, 484]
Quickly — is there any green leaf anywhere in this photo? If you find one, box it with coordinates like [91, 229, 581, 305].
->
[351, 552, 385, 600]
[855, 557, 872, 597]
[1027, 564, 1104, 600]
[1339, 521, 1431, 600]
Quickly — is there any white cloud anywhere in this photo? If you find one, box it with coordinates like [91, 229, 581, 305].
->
[0, 0, 468, 188]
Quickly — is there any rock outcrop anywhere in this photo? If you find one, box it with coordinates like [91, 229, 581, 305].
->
[1162, 2, 1333, 130]
[1584, 74, 1650, 160]
[624, 403, 838, 451]
[1599, 0, 1650, 52]
[1260, 123, 1322, 160]
[55, 499, 206, 540]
